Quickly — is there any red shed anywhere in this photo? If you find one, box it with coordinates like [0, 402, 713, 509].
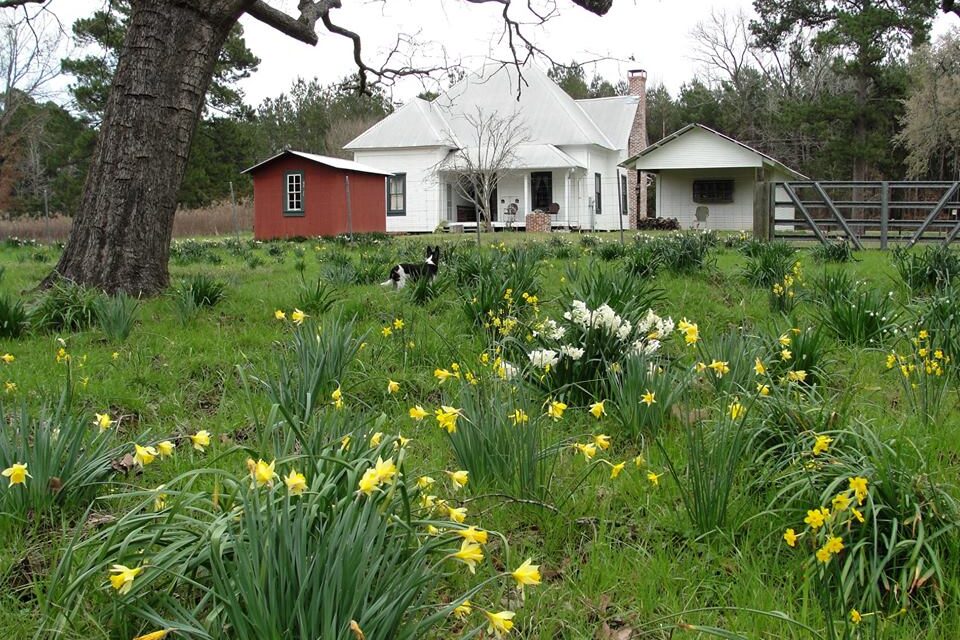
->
[242, 150, 392, 240]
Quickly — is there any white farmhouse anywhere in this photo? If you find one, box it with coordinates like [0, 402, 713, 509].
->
[344, 63, 649, 233]
[622, 123, 805, 231]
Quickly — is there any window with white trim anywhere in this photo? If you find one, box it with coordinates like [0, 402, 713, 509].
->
[284, 171, 304, 214]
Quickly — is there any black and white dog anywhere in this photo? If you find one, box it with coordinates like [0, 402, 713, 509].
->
[381, 245, 440, 288]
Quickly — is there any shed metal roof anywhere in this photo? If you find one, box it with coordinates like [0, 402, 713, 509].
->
[620, 123, 807, 179]
[242, 150, 394, 176]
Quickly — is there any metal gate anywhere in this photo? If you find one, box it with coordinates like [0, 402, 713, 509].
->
[766, 181, 960, 249]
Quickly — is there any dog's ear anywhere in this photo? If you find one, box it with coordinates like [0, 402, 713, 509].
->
[433, 246, 441, 262]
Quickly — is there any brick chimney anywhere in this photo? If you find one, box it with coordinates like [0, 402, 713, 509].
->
[627, 69, 648, 227]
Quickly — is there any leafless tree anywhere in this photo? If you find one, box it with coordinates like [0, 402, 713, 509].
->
[443, 107, 527, 233]
[0, 11, 62, 210]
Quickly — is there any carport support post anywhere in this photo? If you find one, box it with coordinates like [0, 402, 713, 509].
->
[753, 171, 770, 241]
[880, 181, 889, 250]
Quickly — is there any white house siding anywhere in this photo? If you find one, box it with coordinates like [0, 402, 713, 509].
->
[563, 146, 630, 231]
[639, 127, 762, 171]
[656, 168, 757, 231]
[351, 147, 448, 232]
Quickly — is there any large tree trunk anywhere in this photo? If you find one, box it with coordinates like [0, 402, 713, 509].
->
[44, 0, 250, 295]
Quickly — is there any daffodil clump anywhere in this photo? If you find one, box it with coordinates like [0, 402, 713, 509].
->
[770, 260, 803, 313]
[885, 328, 953, 424]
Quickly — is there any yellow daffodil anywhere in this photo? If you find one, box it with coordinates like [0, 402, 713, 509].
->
[2, 462, 30, 486]
[4, 381, 15, 394]
[786, 369, 807, 383]
[484, 610, 515, 638]
[274, 309, 286, 320]
[511, 558, 542, 588]
[133, 444, 158, 467]
[678, 319, 699, 345]
[340, 435, 351, 451]
[190, 430, 211, 452]
[812, 434, 832, 456]
[851, 507, 865, 523]
[641, 390, 656, 406]
[284, 469, 307, 495]
[381, 326, 393, 338]
[778, 334, 791, 346]
[610, 461, 626, 479]
[757, 383, 770, 396]
[426, 524, 440, 535]
[456, 526, 488, 544]
[831, 492, 851, 512]
[387, 379, 400, 394]
[95, 412, 114, 433]
[589, 400, 606, 419]
[396, 433, 411, 448]
[728, 401, 745, 420]
[373, 456, 397, 484]
[707, 360, 730, 377]
[435, 406, 461, 433]
[815, 547, 832, 563]
[451, 539, 484, 573]
[804, 507, 830, 530]
[133, 629, 171, 640]
[331, 386, 343, 410]
[291, 308, 308, 325]
[546, 400, 567, 421]
[509, 408, 528, 425]
[574, 442, 597, 461]
[783, 528, 798, 547]
[109, 564, 143, 595]
[824, 536, 844, 554]
[112, 351, 119, 360]
[393, 317, 404, 330]
[633, 454, 645, 468]
[851, 609, 862, 625]
[417, 475, 435, 489]
[754, 358, 766, 375]
[780, 348, 792, 361]
[153, 487, 167, 511]
[251, 459, 277, 487]
[593, 434, 611, 450]
[646, 471, 663, 487]
[849, 476, 868, 504]
[694, 361, 706, 373]
[447, 505, 467, 523]
[419, 494, 437, 510]
[447, 469, 469, 489]
[358, 468, 380, 496]
[157, 441, 175, 458]
[434, 368, 454, 384]
[409, 405, 428, 421]
[453, 600, 473, 620]
[369, 431, 383, 447]
[0, 353, 14, 364]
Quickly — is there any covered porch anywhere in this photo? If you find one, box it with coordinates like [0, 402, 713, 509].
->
[439, 144, 592, 230]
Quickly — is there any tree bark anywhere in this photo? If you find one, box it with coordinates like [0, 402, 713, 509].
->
[43, 0, 250, 294]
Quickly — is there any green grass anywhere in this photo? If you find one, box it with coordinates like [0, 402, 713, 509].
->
[0, 232, 958, 639]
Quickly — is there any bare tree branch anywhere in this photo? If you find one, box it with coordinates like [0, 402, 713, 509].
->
[0, 0, 47, 8]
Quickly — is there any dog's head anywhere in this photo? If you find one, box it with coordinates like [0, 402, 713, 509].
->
[424, 245, 441, 267]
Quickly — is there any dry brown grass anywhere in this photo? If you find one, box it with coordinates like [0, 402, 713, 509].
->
[0, 200, 253, 243]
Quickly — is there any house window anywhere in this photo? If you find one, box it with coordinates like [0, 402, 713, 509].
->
[446, 183, 453, 221]
[387, 173, 406, 216]
[531, 172, 552, 211]
[620, 174, 628, 215]
[693, 179, 734, 204]
[594, 173, 602, 215]
[284, 171, 304, 215]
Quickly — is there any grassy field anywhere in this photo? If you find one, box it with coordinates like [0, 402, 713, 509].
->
[0, 231, 958, 640]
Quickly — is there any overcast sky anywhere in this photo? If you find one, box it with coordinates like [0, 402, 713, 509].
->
[22, 0, 960, 109]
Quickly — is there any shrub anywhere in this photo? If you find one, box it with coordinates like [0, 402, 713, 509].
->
[624, 238, 663, 278]
[596, 241, 627, 261]
[29, 280, 99, 333]
[178, 273, 226, 308]
[297, 277, 341, 315]
[462, 250, 540, 330]
[810, 239, 855, 264]
[93, 292, 140, 342]
[0, 292, 29, 339]
[0, 368, 126, 533]
[892, 245, 960, 295]
[740, 241, 796, 288]
[256, 316, 364, 425]
[883, 327, 953, 426]
[562, 260, 664, 325]
[814, 273, 899, 346]
[608, 354, 690, 442]
[913, 287, 960, 372]
[660, 230, 718, 274]
[774, 422, 959, 620]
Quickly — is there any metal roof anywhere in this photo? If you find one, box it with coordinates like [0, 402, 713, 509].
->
[440, 144, 585, 171]
[576, 96, 640, 151]
[242, 150, 394, 176]
[345, 62, 629, 153]
[620, 123, 807, 179]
